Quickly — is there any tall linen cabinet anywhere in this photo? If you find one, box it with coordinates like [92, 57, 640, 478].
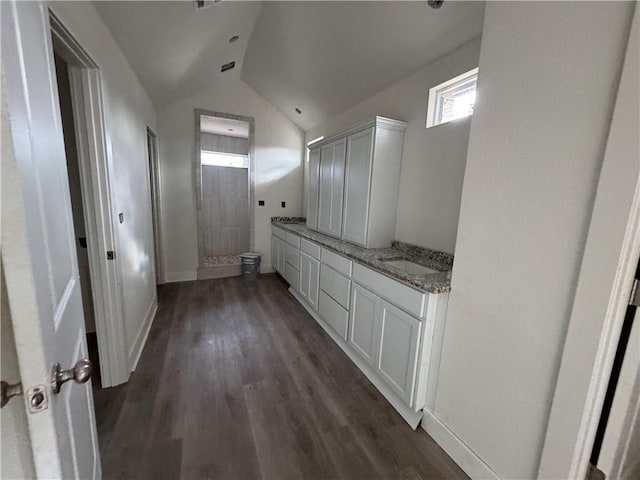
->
[307, 117, 407, 248]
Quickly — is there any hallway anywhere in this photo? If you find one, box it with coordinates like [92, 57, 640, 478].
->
[93, 275, 467, 479]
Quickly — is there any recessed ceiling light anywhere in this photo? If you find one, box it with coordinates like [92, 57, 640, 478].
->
[229, 35, 239, 43]
[428, 0, 444, 8]
[295, 108, 302, 114]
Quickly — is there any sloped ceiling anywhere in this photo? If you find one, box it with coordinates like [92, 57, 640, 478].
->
[94, 1, 263, 105]
[95, 1, 485, 131]
[242, 2, 485, 130]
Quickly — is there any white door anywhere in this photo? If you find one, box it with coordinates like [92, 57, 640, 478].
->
[348, 283, 380, 366]
[342, 128, 374, 245]
[1, 2, 100, 479]
[306, 148, 321, 230]
[376, 300, 422, 405]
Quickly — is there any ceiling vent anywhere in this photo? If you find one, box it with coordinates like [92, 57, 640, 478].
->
[195, 0, 221, 10]
[221, 61, 235, 73]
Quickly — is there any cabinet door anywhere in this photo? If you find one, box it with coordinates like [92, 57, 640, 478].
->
[318, 144, 333, 234]
[376, 300, 422, 405]
[299, 252, 310, 299]
[278, 238, 286, 274]
[348, 283, 380, 366]
[342, 128, 374, 245]
[299, 252, 320, 309]
[307, 256, 320, 309]
[271, 234, 278, 271]
[329, 138, 346, 237]
[307, 148, 321, 230]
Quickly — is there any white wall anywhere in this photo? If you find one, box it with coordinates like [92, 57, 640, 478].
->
[49, 2, 159, 365]
[158, 75, 305, 281]
[431, 2, 635, 479]
[305, 38, 481, 254]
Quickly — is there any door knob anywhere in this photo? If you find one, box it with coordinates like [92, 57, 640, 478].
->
[51, 359, 92, 394]
[0, 380, 23, 408]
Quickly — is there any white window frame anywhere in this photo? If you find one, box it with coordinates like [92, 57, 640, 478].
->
[426, 67, 479, 128]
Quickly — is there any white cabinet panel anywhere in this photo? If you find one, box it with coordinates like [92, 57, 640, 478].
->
[318, 144, 333, 234]
[285, 231, 301, 248]
[342, 128, 373, 245]
[320, 264, 351, 309]
[284, 262, 299, 290]
[271, 234, 278, 271]
[377, 300, 422, 405]
[320, 248, 352, 277]
[319, 290, 349, 340]
[299, 252, 320, 310]
[318, 139, 346, 237]
[278, 238, 285, 274]
[273, 226, 286, 240]
[348, 283, 380, 366]
[300, 238, 321, 260]
[329, 139, 346, 236]
[284, 242, 299, 270]
[306, 148, 321, 230]
[353, 263, 426, 318]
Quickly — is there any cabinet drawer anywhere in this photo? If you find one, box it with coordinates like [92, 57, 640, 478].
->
[284, 262, 299, 290]
[272, 226, 286, 240]
[321, 248, 352, 277]
[285, 231, 301, 248]
[352, 263, 426, 318]
[318, 290, 349, 341]
[300, 238, 321, 260]
[284, 243, 299, 270]
[320, 265, 351, 309]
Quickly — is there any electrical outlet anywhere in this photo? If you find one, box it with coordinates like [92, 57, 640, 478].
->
[281, 201, 286, 208]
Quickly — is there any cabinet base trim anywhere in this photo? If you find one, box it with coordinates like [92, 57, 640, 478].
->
[290, 287, 423, 429]
[421, 410, 500, 480]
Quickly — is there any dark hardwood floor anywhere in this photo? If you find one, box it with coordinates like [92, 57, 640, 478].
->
[93, 274, 467, 480]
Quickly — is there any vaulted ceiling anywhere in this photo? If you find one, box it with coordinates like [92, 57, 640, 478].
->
[95, 1, 485, 131]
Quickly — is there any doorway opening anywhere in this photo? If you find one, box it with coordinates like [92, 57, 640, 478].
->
[49, 11, 129, 388]
[195, 110, 255, 280]
[146, 127, 164, 286]
[53, 52, 101, 382]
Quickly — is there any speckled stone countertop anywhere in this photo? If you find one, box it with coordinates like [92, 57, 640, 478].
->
[272, 221, 453, 294]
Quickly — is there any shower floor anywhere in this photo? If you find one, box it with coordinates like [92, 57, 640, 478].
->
[202, 254, 242, 268]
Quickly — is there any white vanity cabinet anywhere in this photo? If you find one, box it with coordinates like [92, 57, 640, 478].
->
[272, 226, 298, 289]
[307, 117, 406, 248]
[271, 225, 448, 428]
[349, 284, 422, 406]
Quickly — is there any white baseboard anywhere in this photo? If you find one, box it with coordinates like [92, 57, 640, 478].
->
[165, 271, 197, 283]
[421, 410, 500, 480]
[128, 299, 158, 371]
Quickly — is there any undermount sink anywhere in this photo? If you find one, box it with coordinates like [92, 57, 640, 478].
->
[381, 259, 439, 276]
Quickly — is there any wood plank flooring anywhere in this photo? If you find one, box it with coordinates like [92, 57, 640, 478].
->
[93, 274, 467, 480]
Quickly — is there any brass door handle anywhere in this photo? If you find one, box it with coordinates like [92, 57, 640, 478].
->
[51, 359, 92, 394]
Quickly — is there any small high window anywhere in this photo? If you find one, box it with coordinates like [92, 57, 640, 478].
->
[201, 151, 249, 169]
[426, 67, 478, 128]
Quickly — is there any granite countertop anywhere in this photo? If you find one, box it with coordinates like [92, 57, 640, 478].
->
[271, 220, 453, 294]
